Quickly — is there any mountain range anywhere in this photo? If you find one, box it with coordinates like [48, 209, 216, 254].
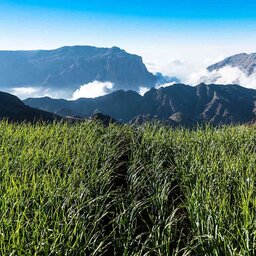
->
[1, 46, 256, 126]
[24, 83, 256, 126]
[0, 46, 157, 98]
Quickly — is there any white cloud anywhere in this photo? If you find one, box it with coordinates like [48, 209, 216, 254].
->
[10, 87, 54, 99]
[156, 82, 177, 89]
[71, 81, 114, 100]
[202, 55, 225, 66]
[145, 59, 199, 81]
[139, 87, 150, 95]
[11, 87, 40, 96]
[186, 66, 256, 89]
[147, 58, 256, 90]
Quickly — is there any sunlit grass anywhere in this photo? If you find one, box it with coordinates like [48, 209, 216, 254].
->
[0, 121, 255, 255]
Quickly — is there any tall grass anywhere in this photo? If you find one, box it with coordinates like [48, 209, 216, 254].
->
[0, 121, 255, 255]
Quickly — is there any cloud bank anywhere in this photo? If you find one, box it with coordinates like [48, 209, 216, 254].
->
[146, 59, 194, 82]
[147, 59, 256, 89]
[9, 87, 54, 100]
[186, 66, 256, 89]
[139, 87, 150, 95]
[8, 60, 256, 101]
[156, 82, 177, 89]
[71, 81, 114, 100]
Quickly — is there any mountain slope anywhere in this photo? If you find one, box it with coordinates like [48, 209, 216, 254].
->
[0, 46, 156, 97]
[207, 53, 256, 75]
[24, 83, 256, 125]
[0, 91, 60, 122]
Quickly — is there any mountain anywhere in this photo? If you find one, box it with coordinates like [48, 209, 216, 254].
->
[0, 91, 59, 122]
[0, 46, 156, 97]
[207, 53, 256, 75]
[24, 90, 143, 123]
[24, 83, 256, 126]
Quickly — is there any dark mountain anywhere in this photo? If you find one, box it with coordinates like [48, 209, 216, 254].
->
[24, 83, 256, 126]
[0, 46, 156, 97]
[0, 91, 59, 122]
[24, 90, 143, 123]
[207, 53, 256, 75]
[90, 113, 118, 126]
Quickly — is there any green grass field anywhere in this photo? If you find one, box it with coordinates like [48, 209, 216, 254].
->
[0, 121, 255, 255]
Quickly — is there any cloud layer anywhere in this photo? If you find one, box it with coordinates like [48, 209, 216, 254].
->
[8, 60, 256, 101]
[9, 87, 74, 100]
[138, 87, 150, 95]
[186, 66, 256, 89]
[147, 59, 256, 89]
[146, 59, 195, 82]
[71, 81, 114, 100]
[9, 87, 54, 100]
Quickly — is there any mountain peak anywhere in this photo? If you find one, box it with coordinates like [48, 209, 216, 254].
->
[207, 52, 256, 75]
[110, 46, 123, 51]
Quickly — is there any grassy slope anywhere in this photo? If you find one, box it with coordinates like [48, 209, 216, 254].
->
[0, 121, 255, 255]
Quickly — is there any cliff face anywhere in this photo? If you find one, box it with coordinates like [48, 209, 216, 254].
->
[0, 46, 156, 95]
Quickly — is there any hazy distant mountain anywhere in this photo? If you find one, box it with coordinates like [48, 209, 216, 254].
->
[0, 91, 59, 122]
[207, 53, 256, 75]
[24, 83, 256, 126]
[0, 46, 156, 97]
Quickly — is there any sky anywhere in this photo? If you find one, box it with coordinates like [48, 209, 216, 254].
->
[1, 0, 256, 98]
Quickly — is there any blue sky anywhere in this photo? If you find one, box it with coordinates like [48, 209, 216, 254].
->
[0, 0, 256, 72]
[1, 0, 256, 19]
